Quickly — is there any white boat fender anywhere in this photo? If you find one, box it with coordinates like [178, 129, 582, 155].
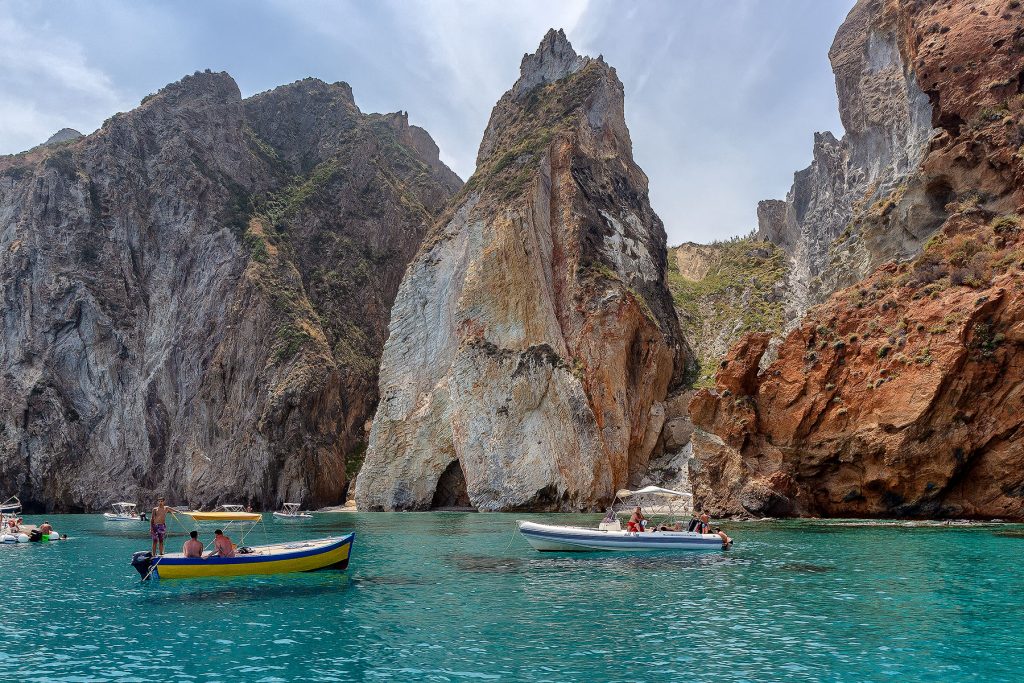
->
[1, 534, 16, 544]
[16, 533, 29, 543]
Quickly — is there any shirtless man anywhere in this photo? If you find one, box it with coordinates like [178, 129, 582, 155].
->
[39, 521, 53, 535]
[627, 506, 648, 533]
[182, 530, 203, 558]
[210, 529, 236, 558]
[150, 497, 175, 556]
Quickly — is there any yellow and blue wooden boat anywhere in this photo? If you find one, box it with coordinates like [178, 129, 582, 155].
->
[131, 534, 354, 580]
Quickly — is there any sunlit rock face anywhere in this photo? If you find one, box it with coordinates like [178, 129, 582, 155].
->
[357, 30, 690, 511]
[692, 0, 1024, 521]
[0, 72, 459, 511]
[759, 0, 936, 317]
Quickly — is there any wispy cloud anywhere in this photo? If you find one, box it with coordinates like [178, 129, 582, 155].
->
[0, 11, 129, 151]
[0, 0, 853, 244]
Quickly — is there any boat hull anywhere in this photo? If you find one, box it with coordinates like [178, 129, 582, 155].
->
[104, 514, 142, 522]
[517, 521, 726, 552]
[134, 534, 354, 580]
[272, 512, 313, 520]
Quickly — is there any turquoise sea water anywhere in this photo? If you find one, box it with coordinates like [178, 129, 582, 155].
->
[1, 512, 1022, 682]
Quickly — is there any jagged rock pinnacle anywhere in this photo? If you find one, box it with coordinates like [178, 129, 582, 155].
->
[511, 28, 587, 100]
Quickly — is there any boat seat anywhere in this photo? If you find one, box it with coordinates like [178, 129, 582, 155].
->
[599, 520, 621, 531]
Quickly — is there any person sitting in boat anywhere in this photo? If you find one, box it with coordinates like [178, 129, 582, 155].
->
[627, 506, 648, 533]
[210, 529, 236, 558]
[183, 530, 204, 558]
[696, 513, 732, 546]
[601, 508, 616, 524]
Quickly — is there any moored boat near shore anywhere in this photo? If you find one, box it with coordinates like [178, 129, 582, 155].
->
[518, 486, 733, 552]
[517, 520, 728, 552]
[103, 502, 146, 522]
[273, 503, 313, 520]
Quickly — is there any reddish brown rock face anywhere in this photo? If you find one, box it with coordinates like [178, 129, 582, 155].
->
[691, 0, 1024, 520]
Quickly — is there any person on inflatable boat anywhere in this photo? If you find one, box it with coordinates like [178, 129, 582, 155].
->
[627, 506, 648, 533]
[694, 513, 732, 546]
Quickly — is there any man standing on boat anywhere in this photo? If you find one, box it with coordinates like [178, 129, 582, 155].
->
[150, 497, 175, 556]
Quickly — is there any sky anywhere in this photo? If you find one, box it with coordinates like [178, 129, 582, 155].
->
[0, 0, 854, 244]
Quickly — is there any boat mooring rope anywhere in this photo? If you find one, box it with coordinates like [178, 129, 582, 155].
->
[142, 555, 162, 581]
[503, 525, 520, 554]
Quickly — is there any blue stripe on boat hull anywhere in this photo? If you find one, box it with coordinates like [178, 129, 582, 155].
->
[156, 534, 354, 567]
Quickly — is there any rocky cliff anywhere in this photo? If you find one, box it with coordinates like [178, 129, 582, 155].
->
[759, 0, 936, 315]
[691, 0, 1024, 520]
[357, 30, 689, 511]
[0, 72, 459, 511]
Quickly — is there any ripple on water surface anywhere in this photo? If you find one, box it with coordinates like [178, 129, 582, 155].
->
[2, 514, 1023, 682]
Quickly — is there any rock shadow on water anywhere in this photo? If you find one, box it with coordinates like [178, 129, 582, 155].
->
[352, 575, 437, 587]
[526, 552, 743, 574]
[992, 530, 1024, 539]
[779, 562, 835, 573]
[448, 553, 528, 574]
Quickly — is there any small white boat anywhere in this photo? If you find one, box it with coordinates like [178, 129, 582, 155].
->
[272, 503, 313, 520]
[103, 502, 146, 522]
[517, 486, 733, 552]
[1, 495, 22, 526]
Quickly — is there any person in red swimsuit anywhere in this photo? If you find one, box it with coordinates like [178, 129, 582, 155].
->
[627, 506, 647, 533]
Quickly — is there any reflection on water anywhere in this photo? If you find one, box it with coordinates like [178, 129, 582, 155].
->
[2, 513, 1023, 682]
[139, 577, 354, 606]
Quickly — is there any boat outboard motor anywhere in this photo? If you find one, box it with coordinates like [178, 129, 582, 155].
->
[28, 529, 42, 542]
[686, 518, 700, 533]
[131, 551, 154, 580]
[140, 512, 147, 521]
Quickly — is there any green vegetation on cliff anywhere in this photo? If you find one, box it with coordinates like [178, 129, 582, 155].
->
[668, 235, 788, 386]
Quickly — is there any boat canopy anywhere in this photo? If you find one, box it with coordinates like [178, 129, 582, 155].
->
[615, 486, 693, 499]
[113, 502, 137, 508]
[283, 503, 301, 511]
[177, 510, 263, 522]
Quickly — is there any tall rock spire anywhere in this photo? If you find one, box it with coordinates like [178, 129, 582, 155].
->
[357, 31, 690, 511]
[511, 28, 587, 100]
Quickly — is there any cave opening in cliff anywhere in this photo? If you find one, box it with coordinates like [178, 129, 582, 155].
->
[430, 460, 472, 510]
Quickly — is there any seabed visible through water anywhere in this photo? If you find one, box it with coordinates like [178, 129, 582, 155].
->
[2, 512, 1022, 682]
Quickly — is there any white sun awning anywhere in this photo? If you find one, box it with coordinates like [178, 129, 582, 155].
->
[615, 486, 693, 499]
